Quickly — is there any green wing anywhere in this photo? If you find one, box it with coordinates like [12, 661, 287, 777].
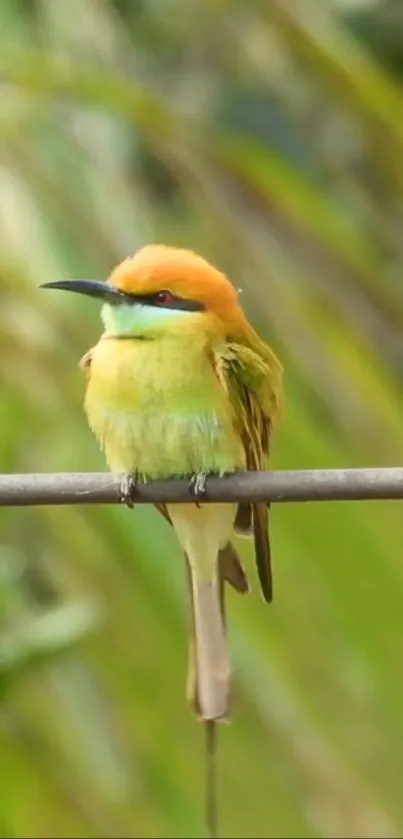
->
[213, 340, 282, 602]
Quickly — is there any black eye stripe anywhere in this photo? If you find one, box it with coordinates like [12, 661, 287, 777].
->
[118, 291, 205, 312]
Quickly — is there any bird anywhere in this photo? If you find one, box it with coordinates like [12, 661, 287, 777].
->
[42, 244, 283, 722]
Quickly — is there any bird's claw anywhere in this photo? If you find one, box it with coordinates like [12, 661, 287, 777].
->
[189, 472, 208, 507]
[120, 472, 138, 509]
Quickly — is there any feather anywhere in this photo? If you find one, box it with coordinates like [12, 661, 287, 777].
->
[234, 502, 252, 535]
[185, 551, 230, 718]
[155, 502, 249, 594]
[185, 555, 229, 720]
[157, 503, 248, 719]
[252, 502, 272, 602]
[79, 347, 93, 377]
[218, 542, 249, 594]
[168, 502, 235, 721]
[213, 339, 281, 601]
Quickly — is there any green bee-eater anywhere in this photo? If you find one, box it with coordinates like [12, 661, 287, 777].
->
[43, 244, 283, 721]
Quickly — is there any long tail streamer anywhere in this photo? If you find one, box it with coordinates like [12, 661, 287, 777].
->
[205, 720, 218, 838]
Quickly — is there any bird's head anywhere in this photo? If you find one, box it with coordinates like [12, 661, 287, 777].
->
[42, 244, 244, 340]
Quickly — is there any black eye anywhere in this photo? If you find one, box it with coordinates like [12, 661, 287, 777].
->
[154, 290, 174, 306]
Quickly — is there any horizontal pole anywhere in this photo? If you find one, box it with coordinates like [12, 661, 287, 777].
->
[0, 468, 403, 507]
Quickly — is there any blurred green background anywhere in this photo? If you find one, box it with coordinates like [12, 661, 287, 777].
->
[2, 0, 403, 836]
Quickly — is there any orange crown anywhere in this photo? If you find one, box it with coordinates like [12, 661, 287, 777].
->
[108, 244, 243, 325]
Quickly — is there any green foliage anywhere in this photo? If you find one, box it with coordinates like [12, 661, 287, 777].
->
[1, 0, 403, 835]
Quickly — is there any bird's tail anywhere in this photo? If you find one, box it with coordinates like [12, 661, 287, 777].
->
[168, 503, 239, 721]
[185, 551, 230, 721]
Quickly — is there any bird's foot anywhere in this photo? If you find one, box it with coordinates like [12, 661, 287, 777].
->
[120, 472, 139, 509]
[189, 472, 208, 508]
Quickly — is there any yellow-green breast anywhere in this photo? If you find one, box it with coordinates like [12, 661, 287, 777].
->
[84, 334, 245, 479]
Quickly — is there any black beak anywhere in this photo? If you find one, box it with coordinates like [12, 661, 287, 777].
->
[41, 279, 126, 304]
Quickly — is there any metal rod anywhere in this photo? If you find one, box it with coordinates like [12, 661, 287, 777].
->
[0, 468, 403, 507]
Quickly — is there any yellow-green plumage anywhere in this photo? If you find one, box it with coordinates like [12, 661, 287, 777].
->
[84, 331, 246, 479]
